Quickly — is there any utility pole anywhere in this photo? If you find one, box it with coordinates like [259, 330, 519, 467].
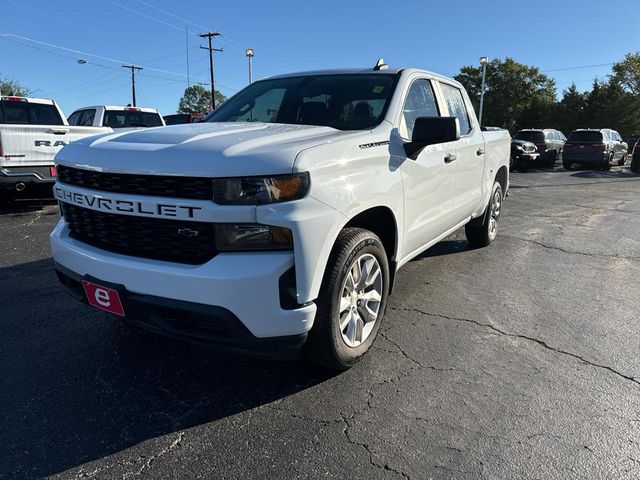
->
[122, 64, 143, 107]
[199, 32, 222, 110]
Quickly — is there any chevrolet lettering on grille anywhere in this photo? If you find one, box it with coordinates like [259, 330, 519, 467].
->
[53, 185, 203, 219]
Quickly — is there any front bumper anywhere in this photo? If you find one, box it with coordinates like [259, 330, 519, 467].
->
[50, 220, 317, 343]
[55, 262, 307, 360]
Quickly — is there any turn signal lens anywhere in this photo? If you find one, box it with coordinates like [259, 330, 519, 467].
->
[215, 224, 293, 251]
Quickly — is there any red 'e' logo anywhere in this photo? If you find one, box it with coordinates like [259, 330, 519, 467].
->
[82, 280, 125, 316]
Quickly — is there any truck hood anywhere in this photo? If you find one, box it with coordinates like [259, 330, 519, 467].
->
[55, 122, 360, 176]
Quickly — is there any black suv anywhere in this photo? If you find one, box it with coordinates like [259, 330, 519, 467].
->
[563, 129, 628, 170]
[630, 139, 640, 173]
[513, 129, 566, 167]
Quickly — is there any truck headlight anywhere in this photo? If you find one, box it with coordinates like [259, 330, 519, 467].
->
[213, 173, 310, 205]
[215, 224, 293, 251]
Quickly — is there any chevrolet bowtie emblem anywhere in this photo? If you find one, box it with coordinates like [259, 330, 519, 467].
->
[177, 228, 199, 238]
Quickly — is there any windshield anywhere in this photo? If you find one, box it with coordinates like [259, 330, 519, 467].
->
[514, 131, 545, 142]
[103, 110, 163, 128]
[0, 100, 64, 125]
[568, 130, 603, 142]
[206, 74, 399, 131]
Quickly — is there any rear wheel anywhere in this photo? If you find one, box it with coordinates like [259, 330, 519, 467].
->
[306, 228, 390, 370]
[602, 154, 613, 170]
[631, 160, 640, 173]
[465, 181, 503, 248]
[618, 153, 627, 166]
[563, 158, 573, 170]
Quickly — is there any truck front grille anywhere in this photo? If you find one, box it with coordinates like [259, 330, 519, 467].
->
[57, 165, 213, 200]
[61, 203, 217, 265]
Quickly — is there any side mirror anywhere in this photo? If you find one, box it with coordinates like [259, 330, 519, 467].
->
[404, 117, 460, 159]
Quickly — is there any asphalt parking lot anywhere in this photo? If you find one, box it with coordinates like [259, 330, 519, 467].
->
[1, 165, 639, 479]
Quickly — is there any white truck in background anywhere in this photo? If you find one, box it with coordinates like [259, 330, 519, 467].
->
[67, 105, 165, 130]
[0, 96, 111, 202]
[51, 63, 510, 369]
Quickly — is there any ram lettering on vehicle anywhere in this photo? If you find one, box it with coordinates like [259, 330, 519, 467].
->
[35, 140, 69, 147]
[53, 186, 202, 218]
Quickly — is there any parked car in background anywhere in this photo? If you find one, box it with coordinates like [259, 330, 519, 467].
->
[51, 65, 511, 369]
[623, 134, 639, 149]
[563, 129, 628, 170]
[0, 96, 111, 202]
[163, 113, 205, 125]
[510, 138, 539, 171]
[68, 106, 165, 130]
[631, 140, 640, 173]
[513, 129, 565, 167]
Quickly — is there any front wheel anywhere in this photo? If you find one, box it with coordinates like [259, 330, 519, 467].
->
[306, 228, 390, 370]
[465, 181, 503, 248]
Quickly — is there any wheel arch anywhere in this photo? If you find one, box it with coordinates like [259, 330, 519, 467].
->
[343, 206, 400, 292]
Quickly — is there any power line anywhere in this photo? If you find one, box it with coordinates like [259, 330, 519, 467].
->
[0, 33, 238, 89]
[119, 0, 285, 72]
[542, 63, 615, 73]
[103, 0, 185, 33]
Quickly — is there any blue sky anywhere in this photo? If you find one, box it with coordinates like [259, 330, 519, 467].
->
[1, 0, 638, 116]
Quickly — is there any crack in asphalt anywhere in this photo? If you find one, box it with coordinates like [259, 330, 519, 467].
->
[503, 235, 640, 262]
[390, 307, 640, 389]
[121, 432, 185, 479]
[340, 413, 411, 480]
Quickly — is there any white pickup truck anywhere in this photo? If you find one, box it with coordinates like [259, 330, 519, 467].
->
[0, 96, 111, 200]
[67, 105, 165, 130]
[51, 64, 510, 369]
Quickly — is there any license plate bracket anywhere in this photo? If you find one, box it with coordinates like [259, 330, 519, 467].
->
[81, 277, 126, 316]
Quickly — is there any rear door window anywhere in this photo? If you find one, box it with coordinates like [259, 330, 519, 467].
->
[440, 83, 471, 135]
[401, 79, 440, 139]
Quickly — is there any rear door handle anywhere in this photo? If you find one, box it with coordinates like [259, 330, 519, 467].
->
[444, 153, 457, 164]
[476, 148, 485, 156]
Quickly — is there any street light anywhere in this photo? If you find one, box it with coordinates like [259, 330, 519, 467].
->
[245, 48, 254, 84]
[479, 56, 488, 127]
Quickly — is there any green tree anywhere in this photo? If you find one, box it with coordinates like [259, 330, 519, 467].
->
[178, 85, 226, 114]
[611, 51, 640, 95]
[0, 76, 30, 96]
[552, 83, 588, 135]
[454, 58, 557, 133]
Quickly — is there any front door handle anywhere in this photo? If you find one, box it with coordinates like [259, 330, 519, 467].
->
[444, 153, 457, 164]
[476, 148, 485, 156]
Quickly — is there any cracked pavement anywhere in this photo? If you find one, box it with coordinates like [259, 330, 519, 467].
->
[1, 165, 640, 479]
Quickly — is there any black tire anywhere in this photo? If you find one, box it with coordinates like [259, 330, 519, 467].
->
[618, 154, 627, 166]
[602, 154, 613, 170]
[548, 150, 558, 168]
[465, 181, 503, 248]
[306, 228, 390, 370]
[563, 159, 573, 170]
[631, 160, 640, 173]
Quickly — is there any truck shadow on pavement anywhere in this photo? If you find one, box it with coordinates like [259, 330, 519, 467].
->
[0, 196, 56, 215]
[0, 258, 335, 479]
